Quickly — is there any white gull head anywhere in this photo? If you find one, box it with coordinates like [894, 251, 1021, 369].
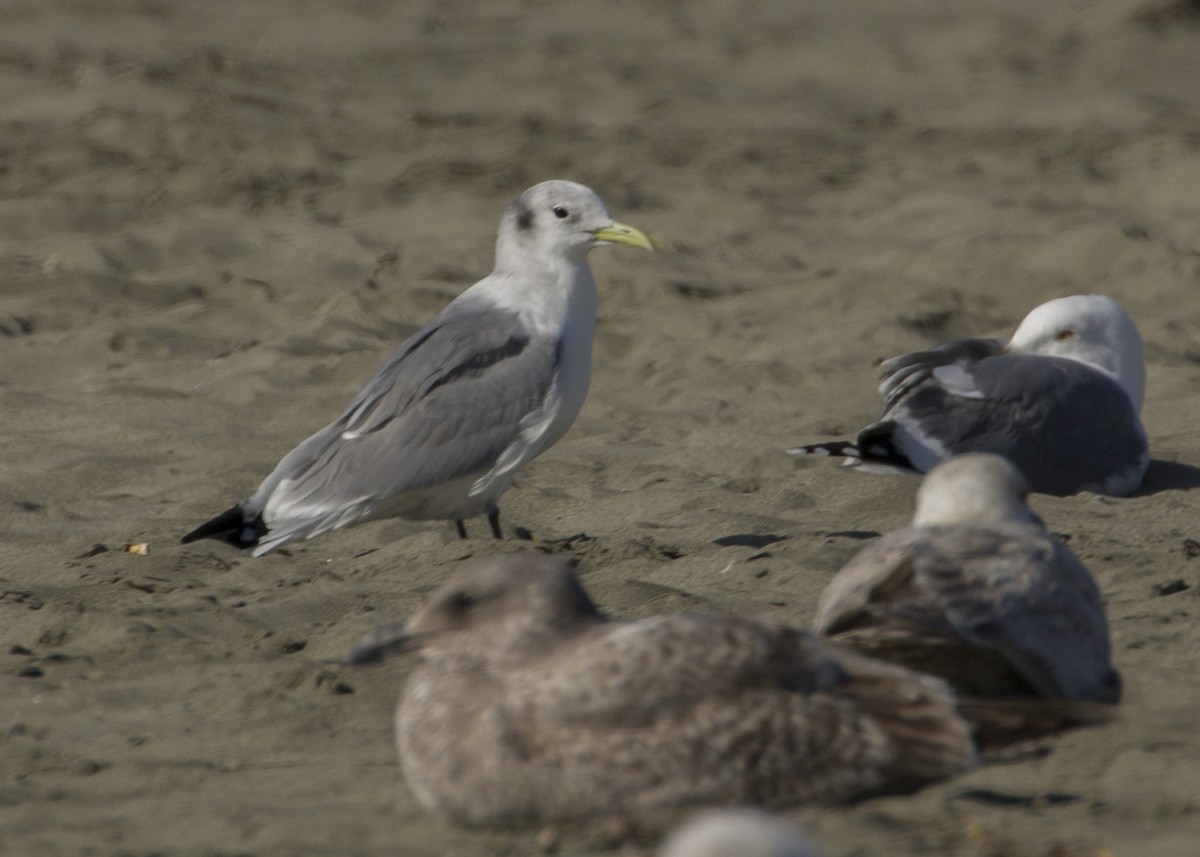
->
[494, 180, 652, 272]
[912, 453, 1040, 527]
[659, 809, 825, 857]
[1008, 294, 1145, 411]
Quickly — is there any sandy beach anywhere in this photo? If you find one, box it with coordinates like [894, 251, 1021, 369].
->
[3, 1, 1200, 855]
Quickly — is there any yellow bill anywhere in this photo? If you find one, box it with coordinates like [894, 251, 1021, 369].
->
[593, 220, 654, 251]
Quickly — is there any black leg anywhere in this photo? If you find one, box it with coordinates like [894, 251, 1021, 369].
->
[454, 519, 468, 539]
[487, 507, 502, 540]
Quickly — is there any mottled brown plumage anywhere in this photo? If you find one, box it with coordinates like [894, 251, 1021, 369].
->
[815, 454, 1120, 704]
[351, 554, 977, 828]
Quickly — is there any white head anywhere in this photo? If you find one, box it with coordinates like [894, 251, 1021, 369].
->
[659, 810, 825, 857]
[1008, 294, 1145, 410]
[494, 180, 652, 272]
[912, 453, 1041, 528]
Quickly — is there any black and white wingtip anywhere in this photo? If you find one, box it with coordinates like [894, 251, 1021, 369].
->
[787, 441, 864, 459]
[788, 423, 919, 476]
[180, 504, 267, 550]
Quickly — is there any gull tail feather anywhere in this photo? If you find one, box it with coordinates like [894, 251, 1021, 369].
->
[181, 504, 266, 550]
[834, 655, 979, 786]
[958, 697, 1117, 759]
[789, 421, 919, 475]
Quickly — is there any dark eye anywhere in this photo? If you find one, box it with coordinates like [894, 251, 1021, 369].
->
[552, 205, 569, 219]
[450, 592, 476, 611]
[1056, 329, 1076, 342]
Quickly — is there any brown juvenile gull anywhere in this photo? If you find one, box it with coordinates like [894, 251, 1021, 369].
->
[659, 809, 825, 857]
[788, 294, 1148, 496]
[348, 554, 977, 828]
[814, 453, 1121, 705]
[181, 181, 652, 555]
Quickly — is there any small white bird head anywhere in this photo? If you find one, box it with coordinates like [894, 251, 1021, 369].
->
[659, 809, 825, 857]
[496, 180, 653, 270]
[1008, 294, 1145, 410]
[912, 453, 1042, 528]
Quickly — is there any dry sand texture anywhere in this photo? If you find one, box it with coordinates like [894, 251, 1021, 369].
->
[3, 1, 1200, 855]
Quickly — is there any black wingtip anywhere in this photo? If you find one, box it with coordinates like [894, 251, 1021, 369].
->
[854, 421, 921, 469]
[789, 423, 918, 470]
[180, 504, 265, 549]
[787, 440, 863, 459]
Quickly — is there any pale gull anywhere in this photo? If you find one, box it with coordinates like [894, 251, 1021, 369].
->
[349, 554, 977, 828]
[814, 454, 1121, 704]
[182, 181, 652, 555]
[788, 294, 1148, 496]
[659, 809, 825, 857]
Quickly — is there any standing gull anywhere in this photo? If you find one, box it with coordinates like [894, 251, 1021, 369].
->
[789, 294, 1148, 496]
[182, 181, 652, 555]
[814, 454, 1121, 704]
[349, 554, 977, 828]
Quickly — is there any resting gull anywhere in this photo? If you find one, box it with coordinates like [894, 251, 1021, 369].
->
[814, 454, 1121, 704]
[182, 181, 652, 555]
[789, 294, 1148, 496]
[349, 554, 977, 828]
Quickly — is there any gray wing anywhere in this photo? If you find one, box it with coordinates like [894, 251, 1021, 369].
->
[886, 350, 1147, 496]
[817, 525, 1119, 702]
[251, 297, 559, 516]
[878, 337, 1007, 410]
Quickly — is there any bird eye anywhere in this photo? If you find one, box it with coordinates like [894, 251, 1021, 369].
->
[1056, 329, 1076, 341]
[552, 205, 570, 219]
[450, 592, 476, 611]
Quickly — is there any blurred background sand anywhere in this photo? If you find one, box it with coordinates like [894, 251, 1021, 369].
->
[2, 1, 1200, 854]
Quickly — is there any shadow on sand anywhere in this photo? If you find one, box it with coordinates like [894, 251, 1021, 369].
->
[1135, 459, 1200, 495]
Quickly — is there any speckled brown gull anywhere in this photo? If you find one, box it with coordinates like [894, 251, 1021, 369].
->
[659, 810, 825, 857]
[181, 181, 652, 555]
[349, 554, 977, 828]
[789, 295, 1148, 497]
[815, 453, 1121, 704]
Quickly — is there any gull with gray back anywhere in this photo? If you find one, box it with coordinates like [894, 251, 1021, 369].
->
[789, 295, 1148, 496]
[182, 181, 652, 555]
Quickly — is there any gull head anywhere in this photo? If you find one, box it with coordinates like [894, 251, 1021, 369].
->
[659, 809, 825, 857]
[353, 554, 605, 667]
[1008, 294, 1145, 410]
[912, 453, 1041, 528]
[496, 180, 653, 269]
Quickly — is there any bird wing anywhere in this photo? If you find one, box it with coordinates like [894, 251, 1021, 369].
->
[883, 351, 1147, 495]
[817, 526, 1119, 702]
[878, 337, 1007, 411]
[506, 613, 976, 800]
[253, 296, 560, 525]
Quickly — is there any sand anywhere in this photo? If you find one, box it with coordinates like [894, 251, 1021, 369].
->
[2, 1, 1199, 855]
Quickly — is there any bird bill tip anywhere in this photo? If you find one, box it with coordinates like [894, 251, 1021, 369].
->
[346, 622, 418, 665]
[593, 221, 654, 251]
